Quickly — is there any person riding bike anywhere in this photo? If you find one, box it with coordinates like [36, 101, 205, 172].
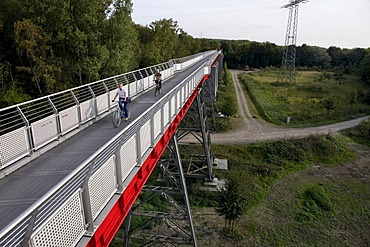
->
[154, 69, 162, 96]
[112, 83, 130, 121]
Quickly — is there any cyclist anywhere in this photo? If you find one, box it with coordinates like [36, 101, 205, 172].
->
[112, 83, 130, 120]
[154, 69, 162, 96]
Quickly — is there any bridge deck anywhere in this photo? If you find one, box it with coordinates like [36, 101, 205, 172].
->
[0, 57, 209, 231]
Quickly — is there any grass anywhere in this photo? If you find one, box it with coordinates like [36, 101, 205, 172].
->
[110, 134, 370, 246]
[192, 135, 370, 246]
[342, 119, 370, 147]
[239, 69, 370, 127]
[214, 65, 239, 132]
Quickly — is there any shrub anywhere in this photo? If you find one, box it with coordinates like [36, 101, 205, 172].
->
[296, 183, 333, 221]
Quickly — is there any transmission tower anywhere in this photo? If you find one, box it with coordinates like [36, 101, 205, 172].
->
[278, 0, 308, 84]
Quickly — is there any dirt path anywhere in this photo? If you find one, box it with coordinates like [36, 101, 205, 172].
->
[210, 70, 369, 144]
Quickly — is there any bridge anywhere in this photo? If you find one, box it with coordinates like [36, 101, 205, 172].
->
[0, 50, 223, 246]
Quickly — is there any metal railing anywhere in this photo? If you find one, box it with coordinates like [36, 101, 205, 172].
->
[0, 50, 220, 247]
[0, 51, 214, 171]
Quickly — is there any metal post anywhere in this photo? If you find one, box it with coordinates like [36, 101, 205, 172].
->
[196, 92, 213, 180]
[88, 86, 97, 117]
[176, 85, 214, 180]
[150, 115, 155, 147]
[135, 129, 142, 166]
[161, 104, 165, 134]
[122, 211, 132, 247]
[122, 135, 198, 246]
[47, 97, 62, 136]
[115, 140, 124, 193]
[71, 91, 81, 125]
[132, 73, 138, 94]
[16, 106, 34, 153]
[171, 135, 197, 247]
[20, 209, 38, 247]
[102, 82, 110, 109]
[81, 159, 96, 235]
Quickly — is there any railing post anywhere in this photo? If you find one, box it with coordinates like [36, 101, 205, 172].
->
[16, 106, 33, 153]
[81, 159, 96, 235]
[135, 129, 142, 166]
[115, 139, 124, 193]
[150, 115, 155, 147]
[71, 91, 81, 125]
[132, 72, 138, 94]
[20, 209, 39, 247]
[88, 85, 97, 117]
[161, 104, 165, 134]
[102, 81, 110, 109]
[47, 97, 62, 137]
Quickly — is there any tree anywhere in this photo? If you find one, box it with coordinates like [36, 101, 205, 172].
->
[14, 19, 58, 96]
[149, 18, 180, 63]
[101, 0, 139, 77]
[216, 179, 246, 235]
[359, 51, 370, 84]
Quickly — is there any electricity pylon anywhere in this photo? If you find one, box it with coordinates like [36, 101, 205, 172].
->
[278, 0, 309, 84]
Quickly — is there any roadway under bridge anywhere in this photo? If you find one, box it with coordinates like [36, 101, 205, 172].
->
[0, 50, 223, 247]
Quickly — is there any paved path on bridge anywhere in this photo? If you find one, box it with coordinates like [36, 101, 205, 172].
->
[0, 57, 210, 231]
[210, 70, 368, 144]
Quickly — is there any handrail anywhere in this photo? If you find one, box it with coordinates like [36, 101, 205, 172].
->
[0, 52, 211, 112]
[0, 50, 220, 245]
[0, 50, 214, 171]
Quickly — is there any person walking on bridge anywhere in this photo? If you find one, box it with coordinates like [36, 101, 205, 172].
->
[154, 69, 162, 96]
[112, 83, 130, 120]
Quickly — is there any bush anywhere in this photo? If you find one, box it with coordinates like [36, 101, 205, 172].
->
[296, 184, 333, 221]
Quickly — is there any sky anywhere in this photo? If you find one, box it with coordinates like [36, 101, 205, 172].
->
[132, 0, 370, 48]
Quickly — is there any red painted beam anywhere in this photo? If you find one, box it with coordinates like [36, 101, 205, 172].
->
[86, 73, 211, 247]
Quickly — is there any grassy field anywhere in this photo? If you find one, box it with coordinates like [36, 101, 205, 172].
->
[193, 135, 370, 246]
[239, 69, 370, 127]
[110, 133, 370, 246]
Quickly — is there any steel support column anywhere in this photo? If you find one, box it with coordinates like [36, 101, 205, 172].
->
[177, 85, 214, 180]
[122, 135, 197, 247]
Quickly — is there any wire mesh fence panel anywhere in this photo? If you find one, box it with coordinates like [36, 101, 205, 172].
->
[30, 190, 85, 247]
[88, 155, 117, 220]
[0, 126, 30, 169]
[140, 120, 151, 157]
[120, 134, 137, 182]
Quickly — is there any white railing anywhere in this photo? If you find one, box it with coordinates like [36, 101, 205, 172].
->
[0, 51, 214, 171]
[0, 50, 220, 247]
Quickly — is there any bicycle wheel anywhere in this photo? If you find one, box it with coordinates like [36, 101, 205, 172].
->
[112, 108, 121, 127]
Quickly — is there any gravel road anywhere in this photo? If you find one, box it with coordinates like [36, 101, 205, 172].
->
[210, 70, 368, 144]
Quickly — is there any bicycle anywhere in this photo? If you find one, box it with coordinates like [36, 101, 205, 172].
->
[154, 80, 162, 96]
[112, 99, 130, 128]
